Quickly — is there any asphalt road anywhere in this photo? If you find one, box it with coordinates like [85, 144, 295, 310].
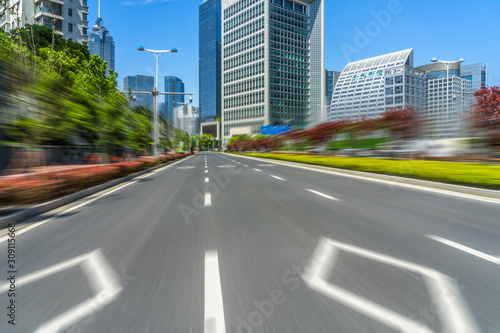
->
[0, 152, 499, 333]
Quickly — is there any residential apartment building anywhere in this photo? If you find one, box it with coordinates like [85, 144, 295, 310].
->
[199, 0, 222, 122]
[221, 0, 325, 144]
[89, 1, 115, 72]
[123, 75, 154, 111]
[0, 0, 90, 46]
[329, 49, 426, 121]
[165, 76, 185, 121]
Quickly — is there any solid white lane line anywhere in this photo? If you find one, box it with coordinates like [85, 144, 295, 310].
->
[205, 192, 212, 207]
[205, 177, 209, 183]
[0, 157, 192, 244]
[205, 251, 226, 333]
[253, 168, 262, 172]
[271, 175, 285, 181]
[428, 235, 500, 265]
[306, 189, 340, 201]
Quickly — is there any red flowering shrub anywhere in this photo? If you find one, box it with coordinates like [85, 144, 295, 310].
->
[0, 152, 192, 205]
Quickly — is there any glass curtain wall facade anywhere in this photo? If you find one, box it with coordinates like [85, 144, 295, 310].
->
[165, 76, 185, 121]
[123, 75, 154, 111]
[221, 0, 324, 144]
[199, 0, 222, 122]
[89, 17, 115, 72]
[460, 63, 487, 92]
[330, 49, 426, 121]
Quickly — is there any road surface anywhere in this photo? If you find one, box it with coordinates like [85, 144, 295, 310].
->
[0, 152, 499, 332]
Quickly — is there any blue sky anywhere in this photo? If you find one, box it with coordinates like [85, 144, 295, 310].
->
[91, 0, 500, 106]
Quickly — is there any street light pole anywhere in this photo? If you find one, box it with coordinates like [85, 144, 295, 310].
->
[138, 46, 178, 158]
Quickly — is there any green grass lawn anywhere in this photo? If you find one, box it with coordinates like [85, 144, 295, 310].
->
[236, 153, 500, 189]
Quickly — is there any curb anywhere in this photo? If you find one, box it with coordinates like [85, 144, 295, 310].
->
[226, 153, 500, 201]
[0, 155, 192, 228]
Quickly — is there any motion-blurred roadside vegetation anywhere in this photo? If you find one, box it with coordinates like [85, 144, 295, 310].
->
[0, 25, 188, 152]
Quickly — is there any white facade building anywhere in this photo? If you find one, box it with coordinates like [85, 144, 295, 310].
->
[330, 49, 426, 122]
[0, 0, 89, 46]
[221, 0, 324, 144]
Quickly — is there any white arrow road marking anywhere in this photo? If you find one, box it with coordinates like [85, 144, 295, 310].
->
[428, 235, 500, 265]
[205, 251, 226, 333]
[0, 249, 123, 333]
[302, 238, 479, 333]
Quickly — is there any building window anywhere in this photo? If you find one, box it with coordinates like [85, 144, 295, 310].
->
[395, 75, 403, 84]
[68, 23, 73, 32]
[395, 96, 403, 104]
[386, 97, 393, 105]
[386, 87, 393, 95]
[386, 77, 393, 85]
[68, 8, 73, 17]
[394, 86, 403, 94]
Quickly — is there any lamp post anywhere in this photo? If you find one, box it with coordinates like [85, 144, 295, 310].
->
[137, 45, 178, 158]
[430, 57, 465, 137]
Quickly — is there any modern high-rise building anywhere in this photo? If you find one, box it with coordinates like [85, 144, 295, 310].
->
[89, 0, 115, 72]
[199, 0, 222, 122]
[221, 0, 325, 144]
[123, 75, 154, 111]
[0, 0, 90, 46]
[330, 49, 426, 122]
[416, 62, 474, 138]
[326, 70, 341, 105]
[165, 76, 185, 121]
[460, 63, 487, 92]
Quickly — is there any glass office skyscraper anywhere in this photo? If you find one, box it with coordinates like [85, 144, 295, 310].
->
[123, 75, 154, 111]
[199, 0, 222, 122]
[165, 76, 185, 121]
[221, 0, 325, 144]
[89, 2, 115, 73]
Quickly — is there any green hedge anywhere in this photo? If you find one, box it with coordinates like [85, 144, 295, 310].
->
[240, 153, 500, 188]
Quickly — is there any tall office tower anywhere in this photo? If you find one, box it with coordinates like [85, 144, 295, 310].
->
[89, 0, 115, 72]
[199, 0, 222, 123]
[165, 76, 185, 121]
[416, 62, 474, 138]
[326, 70, 341, 105]
[460, 63, 487, 92]
[0, 0, 90, 46]
[330, 49, 426, 122]
[123, 75, 154, 111]
[221, 0, 325, 144]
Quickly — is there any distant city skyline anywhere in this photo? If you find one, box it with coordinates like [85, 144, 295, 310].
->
[85, 0, 500, 108]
